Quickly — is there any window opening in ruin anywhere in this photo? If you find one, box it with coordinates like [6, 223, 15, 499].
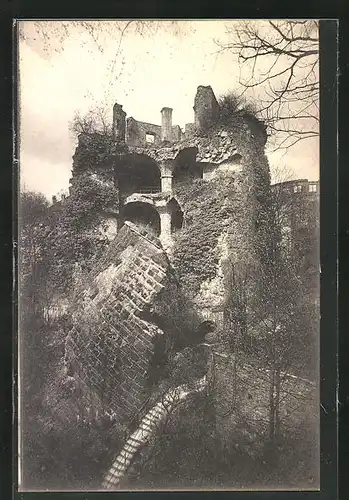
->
[122, 201, 161, 236]
[145, 133, 155, 144]
[309, 184, 317, 192]
[173, 147, 200, 189]
[293, 185, 302, 193]
[116, 154, 161, 197]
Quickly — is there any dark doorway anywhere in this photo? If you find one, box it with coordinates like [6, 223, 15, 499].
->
[122, 201, 161, 236]
[173, 147, 201, 189]
[116, 154, 161, 201]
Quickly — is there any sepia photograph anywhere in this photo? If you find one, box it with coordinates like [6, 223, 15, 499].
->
[17, 19, 320, 491]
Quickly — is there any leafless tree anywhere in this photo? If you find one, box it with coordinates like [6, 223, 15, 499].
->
[18, 20, 182, 53]
[19, 20, 185, 135]
[220, 164, 315, 445]
[19, 190, 54, 318]
[224, 259, 253, 405]
[18, 20, 182, 97]
[69, 105, 113, 138]
[252, 176, 313, 445]
[215, 20, 319, 151]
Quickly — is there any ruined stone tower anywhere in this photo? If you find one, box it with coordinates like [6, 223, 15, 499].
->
[193, 85, 220, 130]
[112, 103, 126, 142]
[65, 84, 271, 430]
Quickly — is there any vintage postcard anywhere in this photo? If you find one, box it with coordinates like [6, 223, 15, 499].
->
[17, 19, 325, 492]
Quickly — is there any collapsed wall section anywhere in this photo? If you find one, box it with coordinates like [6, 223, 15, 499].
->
[64, 222, 174, 424]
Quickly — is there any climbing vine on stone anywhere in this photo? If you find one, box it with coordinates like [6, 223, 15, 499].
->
[72, 133, 127, 177]
[49, 173, 119, 293]
[172, 176, 238, 298]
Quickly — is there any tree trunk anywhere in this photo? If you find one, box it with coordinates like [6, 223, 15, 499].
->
[232, 352, 238, 407]
[275, 366, 281, 440]
[268, 368, 276, 441]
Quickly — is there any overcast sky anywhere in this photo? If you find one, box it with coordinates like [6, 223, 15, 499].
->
[18, 20, 319, 200]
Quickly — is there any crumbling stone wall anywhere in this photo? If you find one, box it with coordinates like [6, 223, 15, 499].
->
[71, 132, 121, 181]
[171, 111, 271, 323]
[193, 85, 220, 130]
[125, 117, 182, 148]
[113, 103, 127, 142]
[126, 118, 162, 147]
[64, 221, 187, 424]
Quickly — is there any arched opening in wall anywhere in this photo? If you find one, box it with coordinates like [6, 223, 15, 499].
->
[172, 147, 200, 190]
[230, 153, 242, 164]
[122, 201, 161, 237]
[168, 198, 184, 232]
[116, 154, 161, 201]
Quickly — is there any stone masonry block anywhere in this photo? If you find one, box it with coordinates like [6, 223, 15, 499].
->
[65, 222, 176, 425]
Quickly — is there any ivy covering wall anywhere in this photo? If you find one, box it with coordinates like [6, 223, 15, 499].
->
[72, 133, 127, 177]
[172, 176, 236, 298]
[172, 119, 271, 301]
[50, 173, 119, 293]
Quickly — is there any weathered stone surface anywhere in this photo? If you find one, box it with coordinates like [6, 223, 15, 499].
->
[65, 218, 206, 425]
[126, 115, 183, 148]
[161, 107, 173, 142]
[125, 123, 258, 166]
[65, 221, 174, 423]
[113, 103, 126, 142]
[126, 117, 162, 147]
[193, 85, 220, 130]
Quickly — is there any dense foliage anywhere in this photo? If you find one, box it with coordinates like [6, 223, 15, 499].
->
[49, 173, 118, 293]
[73, 133, 118, 175]
[20, 192, 52, 318]
[19, 180, 120, 488]
[172, 175, 238, 298]
[218, 92, 259, 125]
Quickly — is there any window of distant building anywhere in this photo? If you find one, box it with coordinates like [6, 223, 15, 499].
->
[309, 184, 317, 192]
[145, 133, 155, 144]
[293, 185, 302, 193]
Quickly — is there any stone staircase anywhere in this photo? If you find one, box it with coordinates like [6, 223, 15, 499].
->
[102, 375, 207, 489]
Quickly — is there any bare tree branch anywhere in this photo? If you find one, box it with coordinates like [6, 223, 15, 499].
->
[215, 20, 319, 153]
